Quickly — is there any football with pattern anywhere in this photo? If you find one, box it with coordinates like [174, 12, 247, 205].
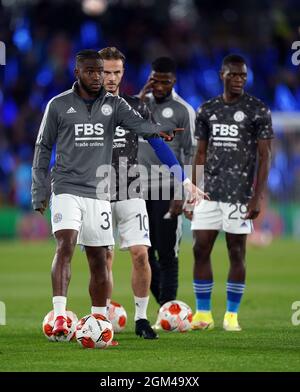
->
[42, 310, 78, 342]
[75, 313, 113, 349]
[158, 300, 192, 332]
[108, 301, 127, 333]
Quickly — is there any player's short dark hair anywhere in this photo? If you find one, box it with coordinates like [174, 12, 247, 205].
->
[222, 54, 246, 69]
[76, 49, 102, 66]
[152, 57, 176, 74]
[98, 47, 126, 65]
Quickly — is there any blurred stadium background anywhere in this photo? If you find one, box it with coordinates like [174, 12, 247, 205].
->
[0, 0, 300, 241]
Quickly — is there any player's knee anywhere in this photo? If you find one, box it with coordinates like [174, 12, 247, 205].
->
[131, 248, 148, 270]
[228, 244, 245, 265]
[90, 256, 107, 275]
[193, 241, 210, 263]
[56, 239, 76, 259]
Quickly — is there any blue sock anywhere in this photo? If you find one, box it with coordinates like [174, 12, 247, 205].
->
[226, 281, 245, 313]
[193, 279, 213, 311]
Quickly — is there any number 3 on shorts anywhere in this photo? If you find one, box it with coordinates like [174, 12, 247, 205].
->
[100, 211, 111, 230]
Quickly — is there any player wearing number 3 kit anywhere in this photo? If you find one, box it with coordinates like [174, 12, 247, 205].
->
[31, 50, 187, 340]
[185, 54, 273, 331]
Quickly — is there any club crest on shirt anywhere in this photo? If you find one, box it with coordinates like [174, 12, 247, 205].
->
[53, 213, 62, 223]
[233, 111, 245, 122]
[101, 104, 113, 116]
[162, 107, 174, 118]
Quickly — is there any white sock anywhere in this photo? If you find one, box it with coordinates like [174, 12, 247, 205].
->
[91, 306, 107, 317]
[134, 296, 149, 321]
[53, 296, 67, 319]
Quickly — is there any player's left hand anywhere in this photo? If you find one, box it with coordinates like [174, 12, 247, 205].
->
[183, 207, 193, 221]
[244, 196, 261, 220]
[169, 199, 184, 218]
[35, 200, 48, 215]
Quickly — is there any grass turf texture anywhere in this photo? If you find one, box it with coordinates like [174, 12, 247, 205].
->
[0, 238, 299, 372]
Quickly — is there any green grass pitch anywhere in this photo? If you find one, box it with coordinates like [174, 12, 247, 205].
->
[0, 238, 299, 372]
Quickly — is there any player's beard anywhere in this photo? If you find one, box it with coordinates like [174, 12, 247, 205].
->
[153, 90, 171, 103]
[105, 82, 120, 95]
[79, 78, 102, 97]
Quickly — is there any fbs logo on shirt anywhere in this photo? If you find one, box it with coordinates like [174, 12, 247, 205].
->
[212, 124, 239, 137]
[74, 123, 104, 140]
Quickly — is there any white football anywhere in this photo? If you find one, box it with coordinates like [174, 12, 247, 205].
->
[42, 310, 78, 342]
[108, 301, 127, 333]
[75, 313, 113, 349]
[158, 300, 193, 332]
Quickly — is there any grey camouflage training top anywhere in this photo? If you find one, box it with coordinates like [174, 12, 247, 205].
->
[138, 90, 196, 192]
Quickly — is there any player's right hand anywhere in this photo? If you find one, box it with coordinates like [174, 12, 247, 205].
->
[159, 128, 184, 141]
[36, 200, 47, 215]
[159, 131, 174, 141]
[138, 78, 154, 101]
[183, 179, 209, 205]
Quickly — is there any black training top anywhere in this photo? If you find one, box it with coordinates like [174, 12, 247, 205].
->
[195, 92, 274, 204]
[111, 93, 150, 201]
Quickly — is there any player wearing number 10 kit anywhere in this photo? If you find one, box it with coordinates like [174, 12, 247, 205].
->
[98, 47, 202, 339]
[185, 54, 273, 331]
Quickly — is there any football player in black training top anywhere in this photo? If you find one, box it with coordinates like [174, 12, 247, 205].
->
[185, 54, 273, 331]
[99, 47, 202, 339]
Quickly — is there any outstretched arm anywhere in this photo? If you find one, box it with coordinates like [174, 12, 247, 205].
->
[184, 139, 208, 220]
[116, 96, 178, 139]
[147, 137, 207, 206]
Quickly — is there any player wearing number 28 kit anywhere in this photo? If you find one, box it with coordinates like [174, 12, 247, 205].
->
[185, 54, 273, 331]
